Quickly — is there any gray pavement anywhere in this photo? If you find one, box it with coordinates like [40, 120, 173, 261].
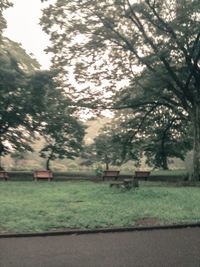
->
[0, 227, 200, 267]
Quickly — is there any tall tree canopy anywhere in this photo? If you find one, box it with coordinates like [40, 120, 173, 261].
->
[0, 53, 35, 157]
[41, 0, 200, 180]
[0, 56, 85, 164]
[1, 37, 40, 72]
[0, 1, 37, 159]
[0, 0, 12, 41]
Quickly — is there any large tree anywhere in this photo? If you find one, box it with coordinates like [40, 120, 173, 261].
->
[41, 0, 200, 180]
[0, 1, 85, 169]
[1, 37, 41, 72]
[0, 53, 35, 158]
[0, 0, 12, 41]
[111, 106, 192, 170]
[38, 80, 85, 170]
[40, 117, 85, 170]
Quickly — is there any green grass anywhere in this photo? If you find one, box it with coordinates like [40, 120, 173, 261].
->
[0, 181, 199, 233]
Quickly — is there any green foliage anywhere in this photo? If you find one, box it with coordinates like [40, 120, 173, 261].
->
[0, 53, 35, 156]
[81, 126, 133, 170]
[0, 38, 40, 72]
[41, 0, 200, 179]
[39, 114, 85, 170]
[111, 105, 192, 170]
[0, 53, 85, 164]
[0, 51, 58, 157]
[34, 72, 86, 170]
[143, 110, 192, 169]
[0, 35, 41, 157]
[40, 0, 200, 100]
[0, 0, 13, 40]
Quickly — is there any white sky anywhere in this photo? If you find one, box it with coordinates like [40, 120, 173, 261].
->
[3, 0, 52, 69]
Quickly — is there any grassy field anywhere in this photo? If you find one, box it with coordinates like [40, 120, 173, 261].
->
[0, 181, 200, 233]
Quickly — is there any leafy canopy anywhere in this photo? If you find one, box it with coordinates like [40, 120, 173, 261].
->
[41, 0, 200, 179]
[41, 0, 200, 111]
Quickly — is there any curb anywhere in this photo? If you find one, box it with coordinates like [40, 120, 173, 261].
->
[0, 222, 200, 238]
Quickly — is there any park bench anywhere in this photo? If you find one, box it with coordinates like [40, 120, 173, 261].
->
[33, 170, 53, 181]
[102, 170, 120, 181]
[110, 178, 139, 189]
[134, 171, 151, 181]
[109, 180, 124, 188]
[0, 171, 8, 180]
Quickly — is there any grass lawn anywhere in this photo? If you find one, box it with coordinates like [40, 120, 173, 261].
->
[0, 181, 200, 233]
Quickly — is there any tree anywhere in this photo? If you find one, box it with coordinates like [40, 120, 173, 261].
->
[1, 37, 41, 72]
[0, 53, 36, 157]
[143, 109, 192, 170]
[25, 70, 85, 170]
[109, 100, 193, 170]
[0, 2, 43, 161]
[0, 0, 12, 41]
[39, 100, 85, 170]
[41, 0, 200, 180]
[40, 122, 85, 170]
[0, 2, 85, 169]
[113, 65, 194, 169]
[81, 126, 139, 171]
[0, 38, 41, 157]
[0, 41, 84, 168]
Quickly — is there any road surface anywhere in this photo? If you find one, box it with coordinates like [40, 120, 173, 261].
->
[0, 227, 200, 267]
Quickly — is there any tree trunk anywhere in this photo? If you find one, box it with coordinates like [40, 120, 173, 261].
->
[191, 103, 200, 181]
[0, 154, 4, 171]
[106, 162, 109, 171]
[160, 135, 169, 170]
[105, 162, 109, 170]
[46, 158, 51, 170]
[161, 157, 169, 170]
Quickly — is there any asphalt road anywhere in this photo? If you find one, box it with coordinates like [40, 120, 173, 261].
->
[0, 227, 200, 267]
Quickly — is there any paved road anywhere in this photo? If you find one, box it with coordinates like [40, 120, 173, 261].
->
[0, 227, 200, 267]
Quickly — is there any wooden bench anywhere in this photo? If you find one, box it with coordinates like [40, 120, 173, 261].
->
[33, 170, 53, 181]
[109, 180, 124, 188]
[134, 171, 151, 181]
[0, 171, 8, 180]
[110, 178, 139, 189]
[102, 170, 120, 180]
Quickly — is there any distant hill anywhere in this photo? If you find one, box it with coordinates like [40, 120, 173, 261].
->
[3, 116, 111, 171]
[84, 117, 111, 144]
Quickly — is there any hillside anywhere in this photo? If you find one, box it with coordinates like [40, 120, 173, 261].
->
[84, 116, 111, 144]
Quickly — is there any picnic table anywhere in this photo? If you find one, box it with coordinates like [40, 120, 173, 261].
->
[109, 178, 139, 189]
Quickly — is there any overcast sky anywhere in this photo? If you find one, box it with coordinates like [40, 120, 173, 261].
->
[3, 0, 52, 69]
